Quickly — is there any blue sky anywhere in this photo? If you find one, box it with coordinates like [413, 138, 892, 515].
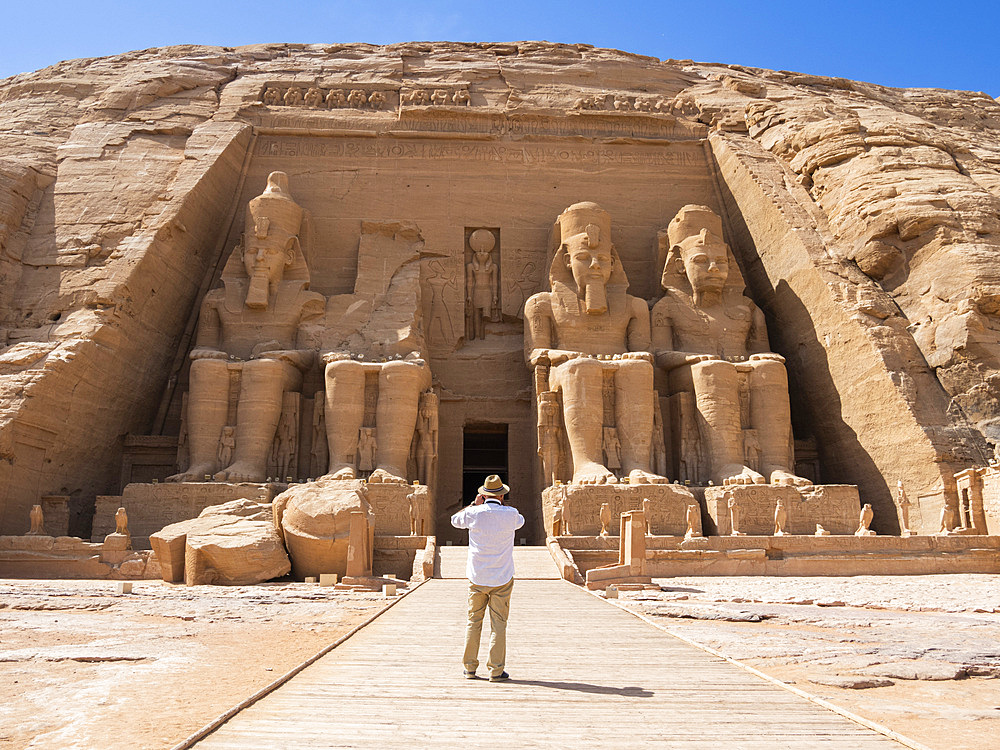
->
[2, 0, 997, 95]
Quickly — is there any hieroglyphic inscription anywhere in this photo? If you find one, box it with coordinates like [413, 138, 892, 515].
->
[255, 137, 706, 167]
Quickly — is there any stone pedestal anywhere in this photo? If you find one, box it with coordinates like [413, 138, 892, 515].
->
[94, 482, 280, 549]
[704, 484, 859, 536]
[542, 483, 696, 536]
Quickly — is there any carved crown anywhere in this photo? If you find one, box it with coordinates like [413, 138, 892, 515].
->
[666, 204, 724, 249]
[246, 171, 304, 242]
[557, 201, 612, 248]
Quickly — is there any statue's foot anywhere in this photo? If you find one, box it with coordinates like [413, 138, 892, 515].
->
[719, 464, 765, 486]
[321, 466, 357, 481]
[166, 464, 216, 483]
[769, 469, 813, 488]
[572, 463, 616, 485]
[219, 462, 265, 483]
[627, 469, 668, 485]
[368, 468, 407, 484]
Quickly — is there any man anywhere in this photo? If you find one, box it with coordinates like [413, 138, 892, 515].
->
[451, 474, 524, 682]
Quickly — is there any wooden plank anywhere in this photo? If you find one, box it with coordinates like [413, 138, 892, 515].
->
[193, 578, 908, 749]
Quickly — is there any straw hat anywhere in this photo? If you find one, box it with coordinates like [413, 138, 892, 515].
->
[478, 474, 510, 496]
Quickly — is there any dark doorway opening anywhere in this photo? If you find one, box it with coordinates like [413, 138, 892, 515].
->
[462, 423, 509, 506]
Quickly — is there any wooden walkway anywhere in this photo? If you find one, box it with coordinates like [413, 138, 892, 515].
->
[193, 554, 908, 749]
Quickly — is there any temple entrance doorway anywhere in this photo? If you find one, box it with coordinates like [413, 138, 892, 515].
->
[461, 423, 509, 507]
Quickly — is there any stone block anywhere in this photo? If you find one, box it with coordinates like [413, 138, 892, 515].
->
[95, 482, 278, 548]
[149, 499, 290, 585]
[319, 573, 337, 586]
[542, 483, 695, 536]
[704, 484, 859, 536]
[115, 582, 133, 594]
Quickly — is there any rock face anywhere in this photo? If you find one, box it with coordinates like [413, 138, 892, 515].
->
[2, 42, 1000, 537]
[273, 479, 374, 580]
[150, 499, 290, 585]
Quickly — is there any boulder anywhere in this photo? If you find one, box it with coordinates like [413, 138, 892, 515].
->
[149, 499, 290, 585]
[274, 479, 374, 580]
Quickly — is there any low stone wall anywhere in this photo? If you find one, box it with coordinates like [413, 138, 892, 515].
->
[94, 482, 279, 549]
[557, 534, 1000, 578]
[0, 534, 160, 580]
[542, 483, 696, 536]
[704, 484, 859, 535]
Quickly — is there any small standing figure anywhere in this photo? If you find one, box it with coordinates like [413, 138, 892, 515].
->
[743, 429, 761, 475]
[602, 427, 622, 473]
[855, 503, 876, 536]
[897, 480, 912, 537]
[773, 498, 787, 536]
[408, 491, 432, 536]
[453, 89, 471, 106]
[358, 427, 377, 474]
[27, 504, 45, 535]
[728, 497, 744, 536]
[466, 229, 499, 341]
[551, 498, 564, 536]
[684, 503, 702, 540]
[283, 86, 303, 106]
[416, 391, 439, 487]
[937, 505, 956, 535]
[368, 90, 387, 109]
[217, 426, 236, 469]
[325, 89, 346, 108]
[651, 398, 668, 478]
[115, 507, 130, 536]
[430, 89, 450, 105]
[537, 391, 562, 487]
[310, 396, 327, 478]
[641, 497, 652, 535]
[274, 411, 295, 480]
[599, 502, 611, 536]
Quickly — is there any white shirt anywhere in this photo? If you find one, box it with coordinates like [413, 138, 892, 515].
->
[451, 501, 525, 586]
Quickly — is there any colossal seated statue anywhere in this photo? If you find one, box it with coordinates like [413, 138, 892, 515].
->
[524, 201, 665, 486]
[168, 172, 324, 483]
[651, 205, 808, 488]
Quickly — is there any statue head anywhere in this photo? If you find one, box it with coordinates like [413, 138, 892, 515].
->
[665, 205, 729, 301]
[550, 202, 627, 314]
[242, 172, 304, 308]
[469, 228, 495, 265]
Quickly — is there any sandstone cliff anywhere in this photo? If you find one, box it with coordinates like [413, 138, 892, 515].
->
[1, 42, 997, 534]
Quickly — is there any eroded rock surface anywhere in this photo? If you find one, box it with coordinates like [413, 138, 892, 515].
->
[2, 42, 999, 536]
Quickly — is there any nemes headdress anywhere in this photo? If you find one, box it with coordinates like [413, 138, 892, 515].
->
[548, 201, 628, 292]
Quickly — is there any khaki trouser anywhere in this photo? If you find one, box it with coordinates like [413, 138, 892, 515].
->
[463, 577, 513, 677]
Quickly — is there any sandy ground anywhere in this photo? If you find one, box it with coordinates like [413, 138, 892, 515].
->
[614, 574, 1000, 750]
[0, 579, 396, 750]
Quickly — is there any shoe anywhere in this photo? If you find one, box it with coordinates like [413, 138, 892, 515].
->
[489, 671, 510, 682]
[463, 670, 479, 679]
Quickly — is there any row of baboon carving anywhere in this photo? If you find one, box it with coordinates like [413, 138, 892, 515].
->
[574, 93, 676, 113]
[260, 85, 472, 110]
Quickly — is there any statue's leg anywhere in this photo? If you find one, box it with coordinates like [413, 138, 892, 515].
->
[614, 359, 664, 484]
[690, 360, 764, 486]
[371, 361, 431, 483]
[221, 359, 301, 482]
[324, 360, 365, 479]
[168, 358, 228, 482]
[550, 358, 615, 484]
[748, 359, 810, 486]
